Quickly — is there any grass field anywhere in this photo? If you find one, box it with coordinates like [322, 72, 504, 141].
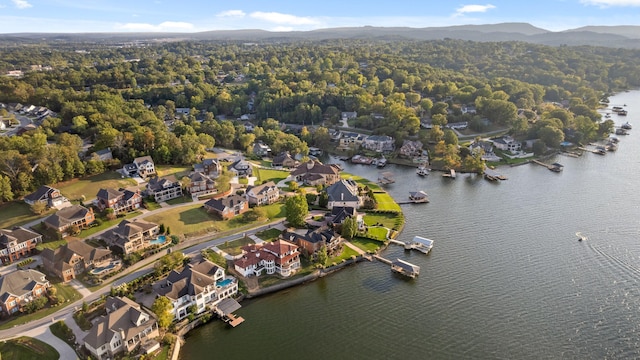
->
[350, 237, 385, 252]
[255, 167, 290, 184]
[155, 165, 192, 179]
[363, 212, 400, 228]
[262, 203, 286, 219]
[326, 246, 359, 266]
[341, 172, 382, 191]
[165, 196, 193, 205]
[255, 228, 282, 242]
[0, 201, 49, 229]
[143, 204, 219, 235]
[55, 172, 137, 201]
[0, 337, 59, 360]
[373, 192, 401, 212]
[363, 226, 388, 241]
[79, 211, 141, 238]
[218, 236, 254, 255]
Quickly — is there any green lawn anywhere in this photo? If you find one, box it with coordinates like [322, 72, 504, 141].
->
[373, 192, 401, 212]
[218, 237, 254, 255]
[50, 320, 77, 349]
[156, 165, 192, 179]
[340, 172, 382, 191]
[255, 228, 282, 242]
[0, 201, 49, 229]
[363, 226, 388, 241]
[325, 246, 359, 266]
[36, 239, 67, 251]
[239, 177, 249, 185]
[202, 249, 228, 268]
[144, 201, 163, 211]
[363, 212, 401, 228]
[0, 337, 59, 360]
[144, 204, 219, 236]
[151, 344, 171, 360]
[262, 203, 286, 219]
[350, 237, 385, 252]
[165, 196, 193, 205]
[55, 172, 137, 201]
[255, 167, 290, 184]
[54, 282, 83, 303]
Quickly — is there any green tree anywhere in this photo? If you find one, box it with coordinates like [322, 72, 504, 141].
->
[0, 175, 14, 203]
[316, 245, 328, 266]
[285, 194, 308, 228]
[151, 296, 173, 329]
[341, 217, 358, 240]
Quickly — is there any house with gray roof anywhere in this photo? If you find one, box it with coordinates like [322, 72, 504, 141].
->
[41, 240, 112, 282]
[290, 160, 340, 186]
[325, 179, 362, 210]
[103, 219, 160, 255]
[193, 158, 219, 177]
[146, 175, 182, 202]
[0, 269, 50, 316]
[271, 151, 296, 168]
[362, 135, 395, 153]
[228, 159, 252, 177]
[83, 296, 160, 360]
[252, 142, 271, 157]
[96, 188, 142, 215]
[186, 172, 216, 198]
[154, 259, 237, 321]
[122, 156, 156, 179]
[23, 185, 69, 209]
[281, 227, 341, 256]
[43, 204, 95, 236]
[203, 195, 249, 220]
[245, 181, 280, 206]
[0, 227, 42, 264]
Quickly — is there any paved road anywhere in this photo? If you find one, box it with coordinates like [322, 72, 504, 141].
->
[0, 217, 286, 343]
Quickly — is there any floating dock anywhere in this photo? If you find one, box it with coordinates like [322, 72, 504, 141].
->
[397, 191, 430, 204]
[442, 169, 456, 179]
[484, 167, 507, 181]
[378, 171, 396, 184]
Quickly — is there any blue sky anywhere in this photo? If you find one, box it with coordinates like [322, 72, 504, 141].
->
[2, 0, 640, 33]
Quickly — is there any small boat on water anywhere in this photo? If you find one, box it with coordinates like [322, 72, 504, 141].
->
[576, 232, 587, 242]
[376, 156, 387, 168]
[621, 121, 632, 129]
[615, 128, 629, 135]
[619, 110, 628, 116]
[408, 191, 429, 203]
[416, 165, 430, 176]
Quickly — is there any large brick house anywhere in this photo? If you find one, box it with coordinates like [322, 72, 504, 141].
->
[23, 185, 69, 209]
[103, 219, 160, 255]
[0, 269, 50, 316]
[234, 240, 301, 278]
[96, 188, 143, 215]
[146, 176, 183, 202]
[41, 241, 112, 282]
[204, 195, 249, 220]
[43, 204, 95, 236]
[0, 227, 42, 264]
[186, 172, 217, 198]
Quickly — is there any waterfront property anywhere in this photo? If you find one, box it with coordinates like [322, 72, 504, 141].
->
[234, 239, 301, 278]
[0, 227, 42, 264]
[154, 259, 238, 321]
[41, 240, 112, 282]
[326, 179, 362, 210]
[83, 296, 160, 360]
[0, 269, 50, 316]
[281, 227, 342, 257]
[291, 160, 341, 186]
[390, 259, 420, 278]
[102, 219, 160, 255]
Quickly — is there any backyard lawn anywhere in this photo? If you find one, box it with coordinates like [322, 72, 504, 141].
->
[262, 203, 286, 219]
[373, 192, 402, 212]
[350, 237, 385, 252]
[363, 226, 388, 241]
[255, 167, 290, 184]
[341, 172, 382, 191]
[155, 165, 192, 179]
[255, 228, 283, 242]
[218, 236, 255, 255]
[143, 204, 219, 236]
[325, 245, 359, 266]
[0, 201, 49, 229]
[79, 211, 141, 238]
[55, 172, 137, 201]
[0, 337, 59, 360]
[363, 212, 404, 230]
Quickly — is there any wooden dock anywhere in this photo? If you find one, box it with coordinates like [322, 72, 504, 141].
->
[373, 254, 392, 265]
[225, 313, 245, 327]
[483, 167, 507, 181]
[532, 160, 564, 172]
[442, 169, 456, 179]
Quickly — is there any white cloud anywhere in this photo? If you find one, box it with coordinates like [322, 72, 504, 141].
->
[11, 0, 32, 9]
[217, 10, 246, 18]
[455, 4, 496, 15]
[249, 11, 320, 25]
[581, 0, 640, 6]
[115, 21, 194, 32]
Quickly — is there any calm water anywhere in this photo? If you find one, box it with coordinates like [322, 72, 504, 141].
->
[181, 91, 640, 360]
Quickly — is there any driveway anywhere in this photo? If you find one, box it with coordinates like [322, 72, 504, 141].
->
[20, 325, 79, 360]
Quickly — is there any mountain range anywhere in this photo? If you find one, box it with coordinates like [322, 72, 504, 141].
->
[2, 23, 640, 48]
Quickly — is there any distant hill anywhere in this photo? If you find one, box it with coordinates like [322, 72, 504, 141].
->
[2, 23, 640, 48]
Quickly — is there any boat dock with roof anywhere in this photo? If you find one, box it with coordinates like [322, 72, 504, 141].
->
[213, 298, 245, 327]
[390, 259, 420, 278]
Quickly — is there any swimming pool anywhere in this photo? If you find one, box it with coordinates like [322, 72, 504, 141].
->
[90, 260, 122, 275]
[217, 278, 233, 287]
[150, 235, 166, 245]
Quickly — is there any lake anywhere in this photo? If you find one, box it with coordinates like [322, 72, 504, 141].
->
[180, 91, 640, 359]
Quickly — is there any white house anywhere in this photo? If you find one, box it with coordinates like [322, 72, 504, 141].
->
[234, 240, 300, 278]
[491, 136, 522, 152]
[362, 135, 395, 153]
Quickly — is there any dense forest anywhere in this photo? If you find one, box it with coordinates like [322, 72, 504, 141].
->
[0, 39, 638, 200]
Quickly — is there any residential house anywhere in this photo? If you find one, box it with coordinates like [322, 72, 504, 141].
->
[186, 172, 216, 198]
[204, 195, 249, 220]
[325, 179, 362, 210]
[445, 121, 468, 130]
[252, 142, 271, 157]
[91, 148, 113, 161]
[96, 188, 143, 215]
[469, 140, 497, 161]
[83, 296, 160, 360]
[492, 136, 522, 152]
[104, 219, 160, 255]
[155, 259, 238, 321]
[122, 156, 156, 178]
[0, 269, 50, 316]
[362, 135, 395, 153]
[41, 240, 112, 282]
[43, 205, 95, 236]
[245, 181, 279, 206]
[281, 227, 341, 256]
[271, 152, 296, 168]
[193, 158, 219, 178]
[234, 240, 301, 278]
[0, 227, 42, 264]
[462, 105, 477, 114]
[146, 176, 183, 202]
[23, 185, 69, 209]
[328, 206, 364, 230]
[341, 111, 358, 121]
[338, 132, 367, 150]
[228, 159, 252, 177]
[175, 108, 190, 116]
[242, 120, 255, 132]
[398, 140, 424, 158]
[329, 129, 342, 142]
[290, 160, 340, 186]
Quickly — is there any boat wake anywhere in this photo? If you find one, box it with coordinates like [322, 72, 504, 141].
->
[589, 244, 640, 278]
